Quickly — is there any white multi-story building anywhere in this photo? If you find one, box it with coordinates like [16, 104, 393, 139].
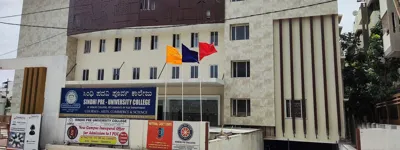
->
[12, 0, 343, 149]
[353, 0, 380, 49]
[379, 0, 400, 57]
[0, 80, 12, 99]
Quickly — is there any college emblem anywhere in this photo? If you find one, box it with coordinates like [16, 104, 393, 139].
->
[177, 123, 193, 141]
[65, 90, 78, 104]
[66, 125, 78, 139]
[157, 127, 164, 139]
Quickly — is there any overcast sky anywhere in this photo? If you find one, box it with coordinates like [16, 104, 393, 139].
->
[0, 0, 22, 84]
[0, 0, 359, 83]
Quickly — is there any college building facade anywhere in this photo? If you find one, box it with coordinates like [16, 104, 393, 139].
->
[12, 0, 344, 148]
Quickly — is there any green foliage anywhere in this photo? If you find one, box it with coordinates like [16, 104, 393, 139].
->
[342, 21, 400, 121]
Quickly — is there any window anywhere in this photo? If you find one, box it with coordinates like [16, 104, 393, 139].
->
[99, 39, 106, 53]
[151, 35, 158, 50]
[115, 38, 122, 52]
[190, 66, 198, 78]
[210, 32, 218, 46]
[134, 37, 141, 50]
[133, 67, 140, 80]
[113, 68, 120, 80]
[286, 100, 302, 118]
[172, 66, 180, 79]
[392, 12, 396, 33]
[82, 69, 89, 81]
[231, 61, 250, 77]
[150, 67, 157, 79]
[173, 34, 180, 48]
[231, 99, 250, 117]
[191, 33, 199, 48]
[210, 65, 218, 78]
[84, 40, 91, 54]
[231, 24, 249, 40]
[97, 69, 104, 80]
[140, 0, 155, 10]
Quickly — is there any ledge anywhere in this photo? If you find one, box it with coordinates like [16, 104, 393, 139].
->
[65, 78, 224, 88]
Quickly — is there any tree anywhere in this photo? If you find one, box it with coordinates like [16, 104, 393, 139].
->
[342, 21, 400, 122]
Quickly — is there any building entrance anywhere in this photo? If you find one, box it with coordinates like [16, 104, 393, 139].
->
[157, 96, 220, 126]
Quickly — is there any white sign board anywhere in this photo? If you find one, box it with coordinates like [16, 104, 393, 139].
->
[172, 121, 200, 150]
[7, 114, 42, 150]
[64, 118, 130, 145]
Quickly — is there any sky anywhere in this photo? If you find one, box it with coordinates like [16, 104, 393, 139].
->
[0, 0, 22, 84]
[0, 0, 360, 84]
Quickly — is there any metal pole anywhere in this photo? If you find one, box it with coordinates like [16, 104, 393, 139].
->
[158, 63, 167, 79]
[4, 79, 8, 100]
[118, 62, 125, 70]
[4, 79, 8, 115]
[199, 64, 202, 122]
[164, 65, 168, 120]
[65, 63, 77, 78]
[181, 66, 184, 121]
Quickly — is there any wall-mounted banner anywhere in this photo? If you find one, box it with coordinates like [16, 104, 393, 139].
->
[59, 87, 158, 119]
[7, 114, 42, 150]
[64, 118, 130, 145]
[172, 121, 200, 150]
[147, 120, 173, 149]
[145, 121, 201, 150]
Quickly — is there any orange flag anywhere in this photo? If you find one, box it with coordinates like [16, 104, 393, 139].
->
[166, 46, 182, 65]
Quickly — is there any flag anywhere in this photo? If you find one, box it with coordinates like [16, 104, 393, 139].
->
[166, 46, 182, 65]
[199, 42, 217, 61]
[182, 44, 199, 63]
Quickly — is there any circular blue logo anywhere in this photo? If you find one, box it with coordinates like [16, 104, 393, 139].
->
[157, 127, 164, 139]
[65, 90, 78, 104]
[177, 123, 193, 141]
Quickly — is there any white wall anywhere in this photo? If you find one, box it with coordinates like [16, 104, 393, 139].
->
[380, 0, 400, 57]
[73, 24, 224, 81]
[129, 120, 208, 149]
[208, 130, 263, 150]
[223, 0, 337, 127]
[46, 120, 209, 150]
[0, 55, 68, 148]
[46, 145, 125, 150]
[379, 0, 388, 17]
[359, 128, 400, 150]
[273, 15, 344, 143]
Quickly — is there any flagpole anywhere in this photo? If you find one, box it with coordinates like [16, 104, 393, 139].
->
[199, 63, 203, 122]
[164, 65, 168, 120]
[181, 65, 184, 121]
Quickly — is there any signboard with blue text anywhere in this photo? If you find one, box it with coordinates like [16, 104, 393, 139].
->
[59, 87, 158, 119]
